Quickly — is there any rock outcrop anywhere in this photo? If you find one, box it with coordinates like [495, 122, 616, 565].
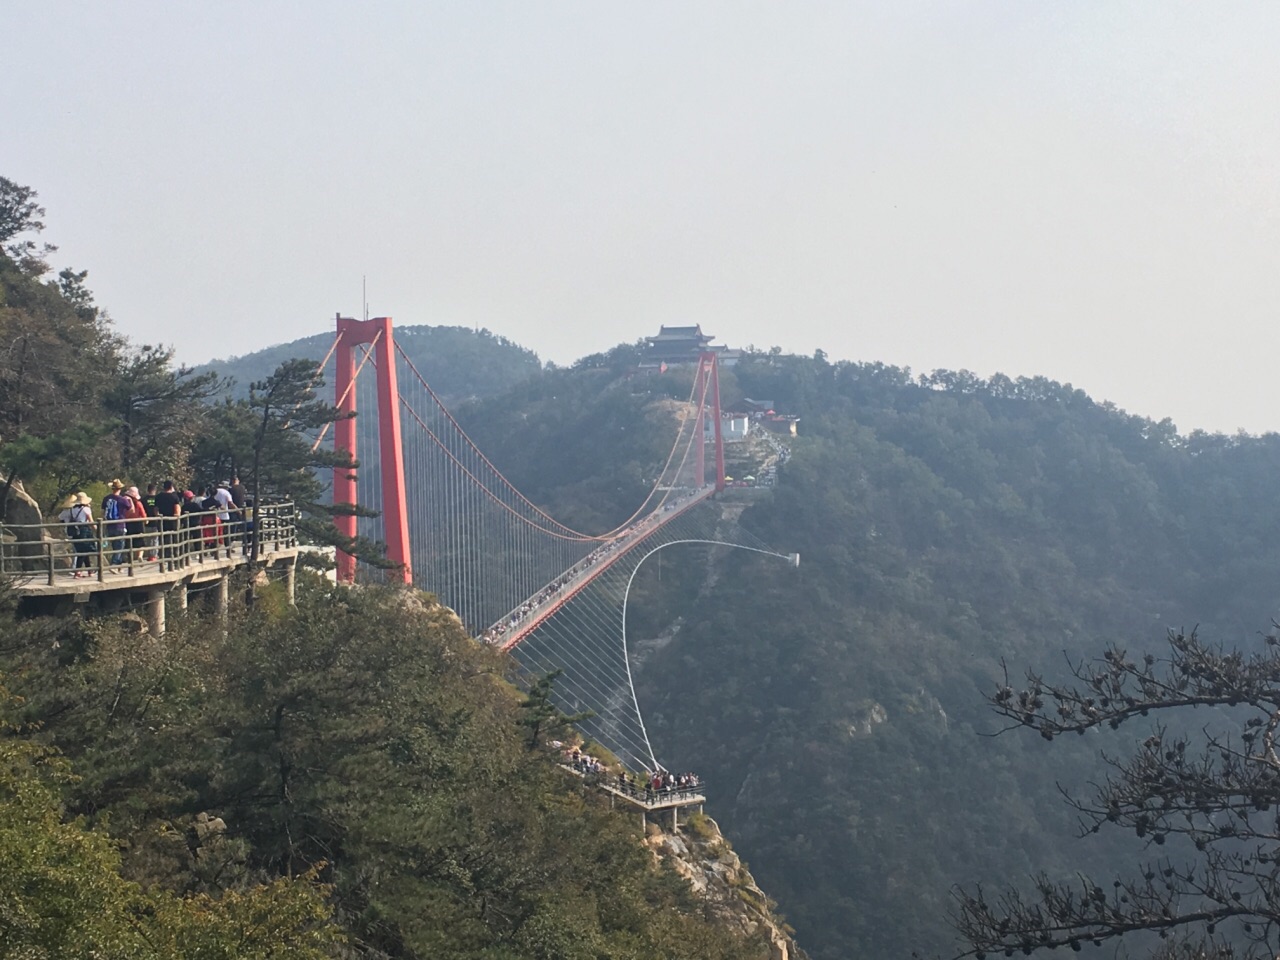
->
[1, 478, 43, 527]
[0, 477, 54, 571]
[647, 814, 807, 960]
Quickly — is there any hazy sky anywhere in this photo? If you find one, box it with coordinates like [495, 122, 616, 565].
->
[8, 3, 1280, 433]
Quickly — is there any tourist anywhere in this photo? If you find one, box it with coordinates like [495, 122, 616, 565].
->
[199, 486, 223, 554]
[101, 480, 132, 565]
[58, 492, 95, 577]
[181, 489, 200, 553]
[212, 480, 235, 539]
[241, 497, 256, 554]
[229, 475, 247, 509]
[154, 481, 183, 562]
[229, 475, 249, 550]
[124, 486, 148, 562]
[141, 483, 160, 561]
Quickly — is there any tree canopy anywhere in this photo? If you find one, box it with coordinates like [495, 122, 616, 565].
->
[446, 346, 1280, 960]
[0, 580, 771, 959]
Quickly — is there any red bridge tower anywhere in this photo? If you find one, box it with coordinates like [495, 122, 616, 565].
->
[332, 314, 412, 584]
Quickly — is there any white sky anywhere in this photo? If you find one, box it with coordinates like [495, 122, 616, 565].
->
[7, 2, 1280, 434]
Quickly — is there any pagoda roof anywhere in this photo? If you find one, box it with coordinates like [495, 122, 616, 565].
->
[646, 324, 714, 342]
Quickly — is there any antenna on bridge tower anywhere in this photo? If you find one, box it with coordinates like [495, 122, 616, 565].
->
[362, 276, 368, 321]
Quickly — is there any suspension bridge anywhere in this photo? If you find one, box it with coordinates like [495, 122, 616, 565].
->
[320, 315, 797, 777]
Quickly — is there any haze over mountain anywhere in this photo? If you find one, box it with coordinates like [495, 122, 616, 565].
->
[12, 5, 1280, 434]
[212, 324, 1280, 958]
[11, 148, 1280, 954]
[0, 249, 795, 959]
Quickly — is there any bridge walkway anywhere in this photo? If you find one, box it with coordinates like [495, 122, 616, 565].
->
[489, 485, 716, 650]
[2, 503, 300, 634]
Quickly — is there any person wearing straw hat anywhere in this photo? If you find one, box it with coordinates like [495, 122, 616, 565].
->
[57, 492, 95, 577]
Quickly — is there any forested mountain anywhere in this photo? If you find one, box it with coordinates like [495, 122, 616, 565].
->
[0, 179, 786, 957]
[9, 174, 1280, 959]
[455, 349, 1280, 960]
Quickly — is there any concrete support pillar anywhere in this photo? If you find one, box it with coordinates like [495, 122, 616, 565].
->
[146, 589, 166, 637]
[284, 558, 296, 606]
[672, 806, 679, 834]
[214, 575, 229, 620]
[174, 580, 188, 612]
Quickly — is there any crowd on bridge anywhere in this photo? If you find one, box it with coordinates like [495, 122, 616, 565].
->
[54, 476, 259, 575]
[479, 486, 707, 646]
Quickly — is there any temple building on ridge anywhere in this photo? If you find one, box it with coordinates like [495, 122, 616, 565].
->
[641, 324, 741, 370]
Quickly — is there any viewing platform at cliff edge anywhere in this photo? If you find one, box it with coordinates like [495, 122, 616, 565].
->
[1, 503, 300, 634]
[559, 763, 706, 832]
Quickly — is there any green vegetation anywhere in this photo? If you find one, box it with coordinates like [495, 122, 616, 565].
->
[0, 177, 779, 958]
[0, 181, 385, 569]
[0, 235, 221, 513]
[622, 354, 1280, 960]
[448, 347, 1280, 960]
[13, 171, 1280, 959]
[520, 669, 596, 750]
[0, 582, 768, 958]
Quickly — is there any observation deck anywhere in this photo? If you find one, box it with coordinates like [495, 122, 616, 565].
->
[1, 503, 300, 634]
[559, 763, 706, 833]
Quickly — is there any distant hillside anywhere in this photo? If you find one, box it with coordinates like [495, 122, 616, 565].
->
[196, 324, 542, 405]
[448, 349, 1280, 960]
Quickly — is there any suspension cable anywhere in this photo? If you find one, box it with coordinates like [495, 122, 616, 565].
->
[620, 538, 796, 772]
[310, 330, 383, 452]
[394, 342, 710, 541]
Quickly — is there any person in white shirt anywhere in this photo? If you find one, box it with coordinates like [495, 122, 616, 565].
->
[213, 482, 234, 522]
[58, 491, 95, 577]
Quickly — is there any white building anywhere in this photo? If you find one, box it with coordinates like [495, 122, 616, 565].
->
[705, 413, 751, 442]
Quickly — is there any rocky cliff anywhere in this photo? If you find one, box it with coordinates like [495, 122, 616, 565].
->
[647, 813, 808, 960]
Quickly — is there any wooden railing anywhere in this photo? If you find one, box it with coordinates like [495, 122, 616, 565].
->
[0, 502, 298, 586]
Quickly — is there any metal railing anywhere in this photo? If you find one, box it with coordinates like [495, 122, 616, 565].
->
[0, 502, 298, 586]
[560, 762, 707, 808]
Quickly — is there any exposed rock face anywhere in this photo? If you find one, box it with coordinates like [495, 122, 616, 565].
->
[847, 699, 888, 738]
[647, 814, 807, 960]
[1, 478, 43, 527]
[1, 477, 54, 571]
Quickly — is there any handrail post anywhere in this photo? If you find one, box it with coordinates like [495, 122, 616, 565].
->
[96, 519, 105, 583]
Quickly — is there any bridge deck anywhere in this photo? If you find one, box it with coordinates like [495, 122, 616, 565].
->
[494, 485, 716, 650]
